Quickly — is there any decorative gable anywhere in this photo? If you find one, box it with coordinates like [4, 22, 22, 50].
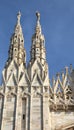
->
[5, 60, 18, 81]
[32, 72, 43, 87]
[31, 59, 43, 78]
[54, 77, 63, 94]
[18, 70, 30, 86]
[6, 73, 17, 86]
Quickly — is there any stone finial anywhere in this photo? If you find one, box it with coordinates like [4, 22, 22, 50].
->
[52, 77, 55, 86]
[65, 66, 68, 75]
[70, 64, 73, 72]
[61, 71, 64, 80]
[56, 73, 60, 78]
[17, 11, 21, 25]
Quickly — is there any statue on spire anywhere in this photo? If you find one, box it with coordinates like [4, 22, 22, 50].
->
[17, 11, 21, 25]
[14, 11, 22, 34]
[36, 11, 40, 21]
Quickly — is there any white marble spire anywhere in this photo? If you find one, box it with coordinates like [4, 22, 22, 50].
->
[6, 11, 26, 66]
[30, 12, 46, 65]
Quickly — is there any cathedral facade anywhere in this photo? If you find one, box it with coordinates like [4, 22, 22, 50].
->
[0, 12, 74, 130]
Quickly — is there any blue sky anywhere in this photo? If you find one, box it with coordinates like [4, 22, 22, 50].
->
[0, 0, 74, 82]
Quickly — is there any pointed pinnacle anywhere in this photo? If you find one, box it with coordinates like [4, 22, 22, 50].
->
[56, 73, 60, 77]
[65, 66, 68, 75]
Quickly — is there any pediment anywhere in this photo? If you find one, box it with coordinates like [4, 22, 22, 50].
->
[7, 60, 18, 71]
[6, 73, 17, 86]
[31, 59, 43, 71]
[62, 72, 71, 87]
[32, 72, 43, 86]
[5, 60, 18, 81]
[54, 78, 63, 93]
[18, 71, 30, 86]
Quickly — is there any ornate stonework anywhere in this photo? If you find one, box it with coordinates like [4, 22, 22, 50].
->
[0, 12, 74, 130]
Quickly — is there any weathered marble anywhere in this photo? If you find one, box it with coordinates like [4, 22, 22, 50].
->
[0, 12, 74, 130]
